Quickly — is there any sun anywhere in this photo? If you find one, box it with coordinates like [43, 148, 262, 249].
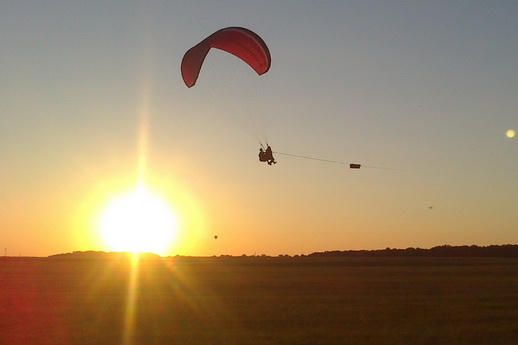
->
[98, 184, 178, 255]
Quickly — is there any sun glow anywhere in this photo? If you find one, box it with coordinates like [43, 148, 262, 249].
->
[98, 184, 178, 255]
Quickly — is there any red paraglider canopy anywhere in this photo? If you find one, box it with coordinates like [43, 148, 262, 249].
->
[181, 27, 271, 88]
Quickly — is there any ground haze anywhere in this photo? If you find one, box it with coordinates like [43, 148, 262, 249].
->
[1, 255, 517, 345]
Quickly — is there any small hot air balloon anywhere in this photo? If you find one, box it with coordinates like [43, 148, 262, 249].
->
[214, 235, 218, 240]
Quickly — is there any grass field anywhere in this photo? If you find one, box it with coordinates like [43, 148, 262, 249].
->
[1, 255, 518, 345]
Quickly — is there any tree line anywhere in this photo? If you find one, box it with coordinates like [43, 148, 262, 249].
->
[309, 245, 518, 258]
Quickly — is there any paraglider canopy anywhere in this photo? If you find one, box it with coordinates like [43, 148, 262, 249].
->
[181, 27, 271, 88]
[349, 164, 361, 169]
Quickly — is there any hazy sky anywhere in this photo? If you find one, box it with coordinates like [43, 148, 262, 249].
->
[2, 1, 517, 256]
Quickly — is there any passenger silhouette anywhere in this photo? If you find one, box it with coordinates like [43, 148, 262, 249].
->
[264, 145, 276, 165]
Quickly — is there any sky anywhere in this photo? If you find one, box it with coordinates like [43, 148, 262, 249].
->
[1, 0, 517, 257]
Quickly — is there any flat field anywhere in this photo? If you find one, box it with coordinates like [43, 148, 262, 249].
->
[1, 256, 517, 345]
